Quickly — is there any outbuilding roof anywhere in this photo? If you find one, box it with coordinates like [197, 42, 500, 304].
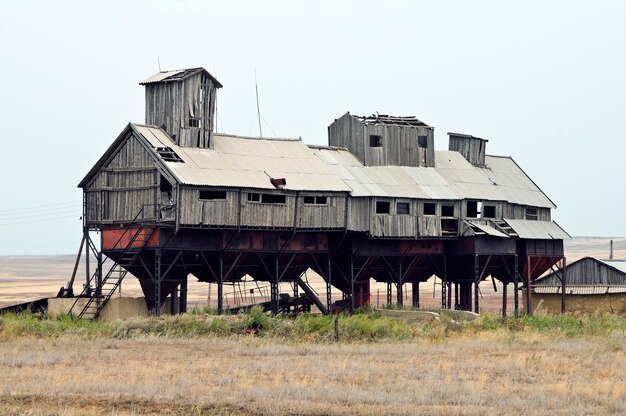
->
[139, 67, 223, 88]
[534, 257, 626, 288]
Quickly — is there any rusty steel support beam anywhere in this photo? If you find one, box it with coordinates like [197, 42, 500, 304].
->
[349, 256, 355, 313]
[454, 283, 459, 310]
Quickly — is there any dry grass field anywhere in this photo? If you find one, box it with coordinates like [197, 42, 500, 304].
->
[0, 318, 625, 416]
[0, 237, 625, 415]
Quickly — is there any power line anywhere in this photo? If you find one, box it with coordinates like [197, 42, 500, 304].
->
[0, 201, 78, 214]
[1, 207, 79, 220]
[0, 214, 79, 227]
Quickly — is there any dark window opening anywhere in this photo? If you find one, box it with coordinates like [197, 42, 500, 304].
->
[155, 147, 184, 163]
[483, 205, 496, 218]
[189, 118, 200, 128]
[247, 193, 260, 202]
[376, 201, 390, 214]
[160, 175, 173, 204]
[199, 190, 226, 200]
[370, 135, 382, 147]
[467, 201, 480, 218]
[261, 194, 286, 204]
[418, 135, 428, 148]
[441, 204, 454, 217]
[397, 202, 410, 215]
[304, 196, 327, 205]
[423, 202, 436, 216]
[525, 208, 538, 220]
[441, 218, 459, 236]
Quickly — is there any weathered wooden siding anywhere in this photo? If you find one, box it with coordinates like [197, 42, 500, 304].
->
[240, 193, 296, 228]
[536, 258, 626, 286]
[502, 204, 550, 221]
[84, 135, 159, 225]
[145, 72, 217, 149]
[347, 198, 370, 231]
[178, 188, 239, 226]
[418, 216, 440, 237]
[449, 135, 486, 166]
[370, 199, 417, 238]
[297, 195, 346, 229]
[328, 114, 435, 167]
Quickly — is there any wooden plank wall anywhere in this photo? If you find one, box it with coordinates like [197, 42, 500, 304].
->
[328, 114, 434, 168]
[85, 135, 158, 224]
[178, 189, 346, 229]
[144, 72, 217, 149]
[297, 195, 346, 229]
[178, 188, 238, 226]
[449, 136, 486, 166]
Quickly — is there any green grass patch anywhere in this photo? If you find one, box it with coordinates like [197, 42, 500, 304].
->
[1, 309, 624, 342]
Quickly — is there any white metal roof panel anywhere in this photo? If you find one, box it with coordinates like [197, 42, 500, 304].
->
[132, 125, 350, 192]
[533, 285, 626, 295]
[597, 259, 626, 274]
[465, 220, 509, 238]
[504, 220, 571, 239]
[140, 70, 186, 84]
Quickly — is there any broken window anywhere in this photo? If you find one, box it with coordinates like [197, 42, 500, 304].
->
[483, 205, 496, 218]
[376, 201, 390, 214]
[525, 207, 538, 221]
[423, 202, 436, 216]
[369, 135, 382, 147]
[467, 201, 482, 218]
[199, 190, 226, 200]
[261, 194, 286, 204]
[418, 135, 428, 148]
[441, 219, 459, 236]
[397, 201, 410, 215]
[247, 193, 261, 202]
[441, 204, 454, 217]
[160, 175, 173, 204]
[304, 196, 327, 205]
[189, 118, 200, 128]
[155, 147, 184, 163]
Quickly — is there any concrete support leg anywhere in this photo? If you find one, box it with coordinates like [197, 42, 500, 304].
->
[526, 256, 533, 316]
[474, 255, 480, 314]
[514, 255, 519, 318]
[411, 282, 419, 308]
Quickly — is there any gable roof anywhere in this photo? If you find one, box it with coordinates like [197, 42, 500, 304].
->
[139, 67, 223, 88]
[534, 256, 626, 290]
[79, 124, 351, 193]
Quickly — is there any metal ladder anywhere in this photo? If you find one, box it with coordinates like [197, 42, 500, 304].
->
[78, 225, 154, 319]
[492, 219, 518, 237]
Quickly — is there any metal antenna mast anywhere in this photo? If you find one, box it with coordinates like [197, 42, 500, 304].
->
[255, 69, 263, 138]
[157, 57, 161, 72]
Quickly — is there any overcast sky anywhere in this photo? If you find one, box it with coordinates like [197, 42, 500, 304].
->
[0, 0, 624, 255]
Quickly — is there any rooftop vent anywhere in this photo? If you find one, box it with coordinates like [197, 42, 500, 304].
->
[155, 147, 184, 163]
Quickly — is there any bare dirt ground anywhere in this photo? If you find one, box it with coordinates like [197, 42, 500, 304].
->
[0, 334, 625, 416]
[1, 237, 625, 311]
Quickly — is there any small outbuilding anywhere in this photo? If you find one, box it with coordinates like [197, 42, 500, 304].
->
[531, 257, 626, 314]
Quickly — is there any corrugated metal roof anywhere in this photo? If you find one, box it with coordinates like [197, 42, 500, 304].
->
[597, 259, 626, 274]
[139, 70, 186, 84]
[465, 220, 509, 238]
[504, 219, 571, 239]
[533, 285, 626, 295]
[132, 125, 351, 192]
[311, 147, 556, 208]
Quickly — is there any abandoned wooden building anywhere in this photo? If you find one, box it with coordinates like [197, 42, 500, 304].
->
[531, 257, 626, 314]
[70, 66, 570, 319]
